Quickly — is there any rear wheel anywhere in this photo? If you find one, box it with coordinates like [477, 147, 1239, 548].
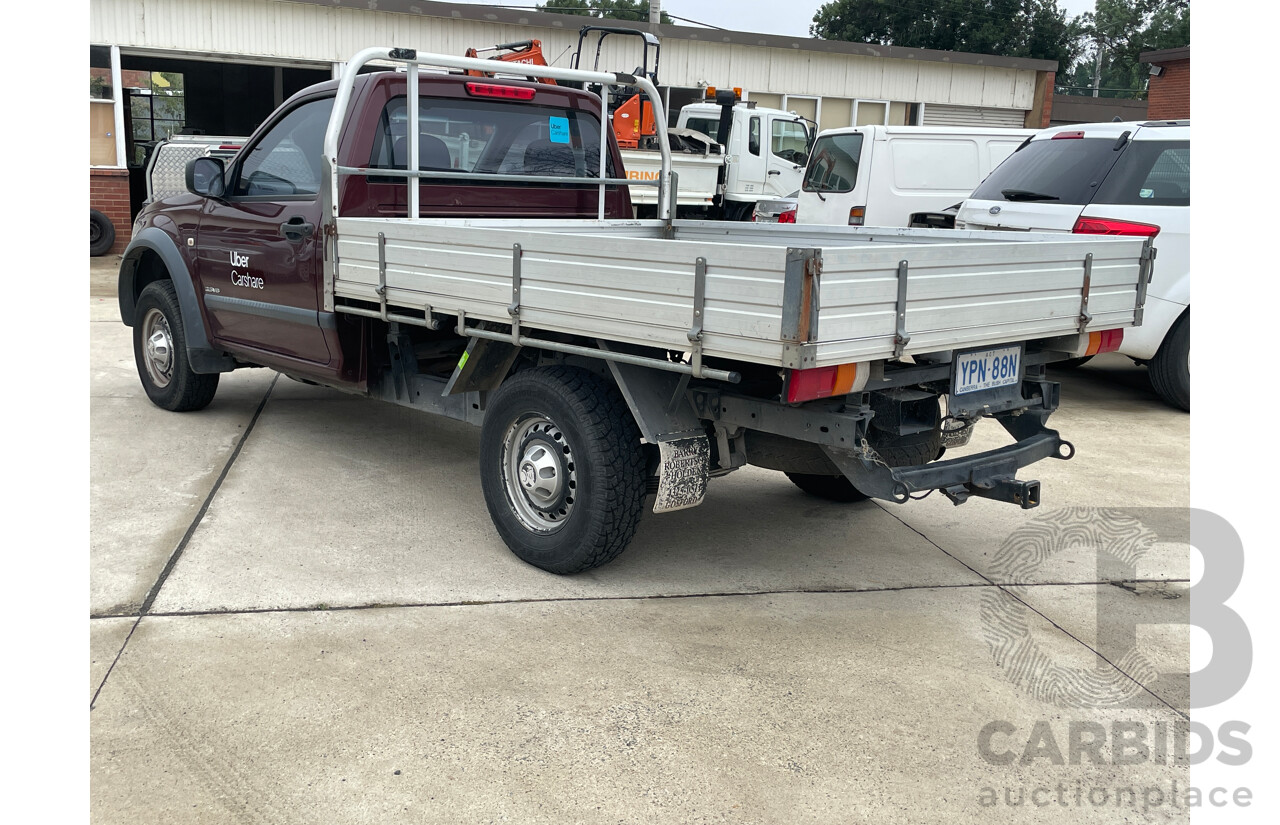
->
[786, 420, 943, 503]
[132, 281, 220, 411]
[479, 366, 647, 574]
[1148, 311, 1190, 411]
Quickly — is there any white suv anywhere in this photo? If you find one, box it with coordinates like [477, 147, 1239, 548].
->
[955, 120, 1190, 410]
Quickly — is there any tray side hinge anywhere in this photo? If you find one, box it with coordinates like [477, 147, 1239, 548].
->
[687, 256, 707, 377]
[509, 243, 523, 341]
[1078, 252, 1093, 334]
[893, 259, 911, 357]
[1134, 242, 1156, 326]
[377, 231, 389, 321]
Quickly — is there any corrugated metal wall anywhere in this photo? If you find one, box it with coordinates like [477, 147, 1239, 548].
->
[91, 0, 1042, 114]
[922, 104, 1028, 128]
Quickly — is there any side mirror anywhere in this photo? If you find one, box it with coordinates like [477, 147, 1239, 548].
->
[186, 157, 226, 199]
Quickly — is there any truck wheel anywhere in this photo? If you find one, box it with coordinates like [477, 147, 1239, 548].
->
[785, 424, 942, 503]
[480, 366, 647, 574]
[132, 281, 220, 412]
[1148, 311, 1189, 411]
[90, 209, 116, 257]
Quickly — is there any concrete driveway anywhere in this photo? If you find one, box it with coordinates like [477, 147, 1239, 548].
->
[90, 258, 1191, 823]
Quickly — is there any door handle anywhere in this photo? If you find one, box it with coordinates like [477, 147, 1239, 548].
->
[280, 217, 314, 242]
[767, 169, 781, 176]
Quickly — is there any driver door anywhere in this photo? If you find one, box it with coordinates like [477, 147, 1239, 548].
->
[195, 95, 335, 366]
[765, 116, 809, 197]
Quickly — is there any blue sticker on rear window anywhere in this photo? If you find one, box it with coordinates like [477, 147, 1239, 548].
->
[548, 117, 571, 144]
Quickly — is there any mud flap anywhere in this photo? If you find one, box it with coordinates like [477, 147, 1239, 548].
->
[653, 436, 710, 513]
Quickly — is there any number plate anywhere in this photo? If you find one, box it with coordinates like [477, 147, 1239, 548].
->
[953, 345, 1022, 396]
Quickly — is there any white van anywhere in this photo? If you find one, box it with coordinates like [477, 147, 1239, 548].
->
[796, 125, 1035, 227]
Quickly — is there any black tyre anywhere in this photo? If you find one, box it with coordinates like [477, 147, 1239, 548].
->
[479, 366, 647, 574]
[90, 209, 116, 257]
[786, 423, 942, 503]
[1148, 311, 1189, 412]
[132, 281, 220, 412]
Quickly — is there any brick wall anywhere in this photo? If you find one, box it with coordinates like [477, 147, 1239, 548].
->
[90, 168, 131, 256]
[1026, 71, 1056, 128]
[1038, 71, 1055, 128]
[1147, 59, 1190, 120]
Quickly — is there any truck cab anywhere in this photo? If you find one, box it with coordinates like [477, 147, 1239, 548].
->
[120, 70, 631, 396]
[677, 101, 812, 218]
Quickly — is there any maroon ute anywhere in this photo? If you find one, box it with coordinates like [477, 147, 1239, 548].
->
[118, 71, 631, 405]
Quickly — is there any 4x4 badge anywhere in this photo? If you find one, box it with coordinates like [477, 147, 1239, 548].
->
[989, 206, 1002, 215]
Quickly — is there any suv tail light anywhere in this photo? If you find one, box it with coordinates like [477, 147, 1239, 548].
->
[778, 208, 796, 223]
[848, 206, 865, 226]
[1072, 216, 1160, 238]
[465, 82, 536, 100]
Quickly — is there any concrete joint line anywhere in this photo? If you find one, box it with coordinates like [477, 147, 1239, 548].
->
[872, 502, 1190, 722]
[84, 577, 1192, 623]
[90, 375, 279, 710]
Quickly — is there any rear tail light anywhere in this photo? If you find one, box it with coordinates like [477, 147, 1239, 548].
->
[778, 208, 797, 223]
[465, 82, 536, 100]
[785, 363, 867, 404]
[218, 144, 242, 150]
[1052, 130, 1085, 140]
[848, 206, 865, 226]
[1085, 328, 1124, 356]
[1072, 216, 1160, 238]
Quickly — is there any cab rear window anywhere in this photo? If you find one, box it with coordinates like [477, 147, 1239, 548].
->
[369, 96, 615, 180]
[970, 137, 1120, 205]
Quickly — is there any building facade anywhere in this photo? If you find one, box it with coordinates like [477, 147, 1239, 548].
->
[89, 0, 1059, 248]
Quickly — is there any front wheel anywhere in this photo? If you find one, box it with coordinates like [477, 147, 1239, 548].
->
[479, 366, 647, 574]
[132, 281, 220, 411]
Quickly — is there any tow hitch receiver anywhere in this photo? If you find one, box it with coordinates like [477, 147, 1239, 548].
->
[823, 423, 1071, 509]
[943, 477, 1041, 509]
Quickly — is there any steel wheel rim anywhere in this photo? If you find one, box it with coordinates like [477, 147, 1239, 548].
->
[90, 218, 101, 245]
[501, 413, 577, 533]
[141, 308, 175, 389]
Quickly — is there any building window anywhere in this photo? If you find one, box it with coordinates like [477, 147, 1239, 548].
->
[90, 45, 118, 166]
[127, 72, 186, 166]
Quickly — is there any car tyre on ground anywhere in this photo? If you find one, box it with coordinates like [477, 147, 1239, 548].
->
[1148, 311, 1190, 411]
[90, 209, 116, 257]
[786, 422, 944, 503]
[479, 366, 647, 574]
[132, 281, 220, 412]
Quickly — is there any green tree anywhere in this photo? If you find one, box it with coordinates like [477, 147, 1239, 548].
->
[536, 0, 673, 24]
[1059, 1, 1189, 97]
[809, 0, 1086, 67]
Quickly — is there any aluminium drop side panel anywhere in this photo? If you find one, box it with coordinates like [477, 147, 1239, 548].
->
[808, 236, 1146, 367]
[332, 217, 1146, 369]
[621, 150, 722, 206]
[333, 218, 794, 365]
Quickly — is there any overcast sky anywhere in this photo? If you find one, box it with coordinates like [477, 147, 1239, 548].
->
[447, 1, 1099, 39]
